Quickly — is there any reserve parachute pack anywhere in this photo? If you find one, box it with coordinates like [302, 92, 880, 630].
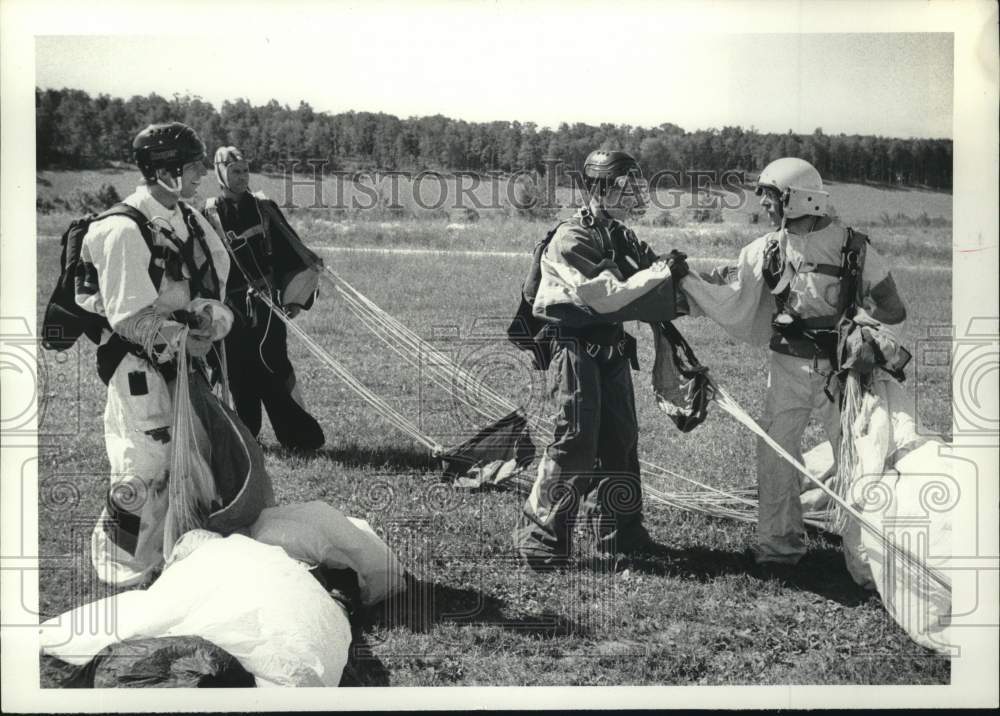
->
[41, 204, 156, 352]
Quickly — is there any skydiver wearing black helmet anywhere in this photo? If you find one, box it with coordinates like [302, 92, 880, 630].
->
[512, 149, 689, 570]
[80, 122, 234, 585]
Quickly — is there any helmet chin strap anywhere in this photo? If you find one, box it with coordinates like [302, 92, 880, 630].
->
[156, 170, 184, 197]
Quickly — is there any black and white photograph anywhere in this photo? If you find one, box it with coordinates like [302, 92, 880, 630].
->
[1, 0, 998, 710]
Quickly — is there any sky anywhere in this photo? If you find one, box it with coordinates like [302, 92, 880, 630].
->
[34, 10, 954, 139]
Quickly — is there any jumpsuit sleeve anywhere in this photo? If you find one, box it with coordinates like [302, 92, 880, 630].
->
[533, 223, 680, 326]
[677, 233, 776, 347]
[81, 218, 160, 330]
[259, 198, 322, 277]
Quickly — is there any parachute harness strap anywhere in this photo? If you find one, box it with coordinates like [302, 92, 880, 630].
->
[247, 284, 441, 453]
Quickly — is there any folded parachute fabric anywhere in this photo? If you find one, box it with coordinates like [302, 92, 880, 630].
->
[249, 500, 407, 606]
[795, 376, 964, 654]
[41, 531, 351, 687]
[650, 321, 714, 433]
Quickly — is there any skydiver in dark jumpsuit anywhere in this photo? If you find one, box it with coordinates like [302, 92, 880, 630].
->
[513, 150, 689, 569]
[203, 147, 325, 451]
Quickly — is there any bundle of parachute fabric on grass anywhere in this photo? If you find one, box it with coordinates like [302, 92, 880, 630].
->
[42, 502, 407, 687]
[797, 375, 969, 654]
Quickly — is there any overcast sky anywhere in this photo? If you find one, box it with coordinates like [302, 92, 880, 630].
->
[35, 9, 953, 139]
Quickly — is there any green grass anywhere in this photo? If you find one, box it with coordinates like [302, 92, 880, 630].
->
[36, 196, 952, 686]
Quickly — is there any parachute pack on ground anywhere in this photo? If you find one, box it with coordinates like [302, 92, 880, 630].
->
[43, 504, 406, 687]
[64, 636, 255, 689]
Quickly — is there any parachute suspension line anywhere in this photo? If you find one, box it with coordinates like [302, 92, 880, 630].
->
[251, 288, 442, 453]
[320, 267, 524, 423]
[326, 267, 517, 418]
[831, 372, 865, 534]
[213, 340, 234, 410]
[163, 331, 220, 558]
[640, 458, 759, 509]
[319, 266, 760, 517]
[713, 384, 951, 594]
[216, 231, 441, 454]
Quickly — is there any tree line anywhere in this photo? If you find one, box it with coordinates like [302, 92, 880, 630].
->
[36, 88, 952, 189]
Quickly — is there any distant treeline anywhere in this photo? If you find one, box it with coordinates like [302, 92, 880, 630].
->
[36, 88, 953, 189]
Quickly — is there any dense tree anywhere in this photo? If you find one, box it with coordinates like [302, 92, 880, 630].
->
[35, 87, 953, 189]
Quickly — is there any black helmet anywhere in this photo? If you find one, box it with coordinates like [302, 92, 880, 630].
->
[133, 122, 206, 180]
[583, 149, 642, 185]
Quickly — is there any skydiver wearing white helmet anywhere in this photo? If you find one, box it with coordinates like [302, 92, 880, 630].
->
[202, 147, 325, 451]
[750, 157, 906, 569]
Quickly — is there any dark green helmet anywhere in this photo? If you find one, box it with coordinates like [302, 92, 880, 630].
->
[133, 122, 206, 180]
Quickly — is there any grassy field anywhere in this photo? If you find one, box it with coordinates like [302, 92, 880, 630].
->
[38, 170, 954, 272]
[35, 173, 953, 687]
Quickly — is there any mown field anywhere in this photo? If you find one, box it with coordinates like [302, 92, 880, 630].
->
[35, 171, 952, 687]
[37, 168, 952, 256]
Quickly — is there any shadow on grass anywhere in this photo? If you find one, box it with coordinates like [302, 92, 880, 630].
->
[265, 441, 437, 472]
[340, 634, 391, 687]
[612, 543, 871, 607]
[362, 574, 588, 640]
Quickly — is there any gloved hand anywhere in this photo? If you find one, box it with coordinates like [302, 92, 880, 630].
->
[285, 305, 302, 319]
[666, 249, 689, 280]
[762, 239, 783, 290]
[168, 307, 214, 358]
[185, 326, 214, 358]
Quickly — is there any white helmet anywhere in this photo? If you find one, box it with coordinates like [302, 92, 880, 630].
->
[214, 145, 248, 191]
[756, 157, 829, 219]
